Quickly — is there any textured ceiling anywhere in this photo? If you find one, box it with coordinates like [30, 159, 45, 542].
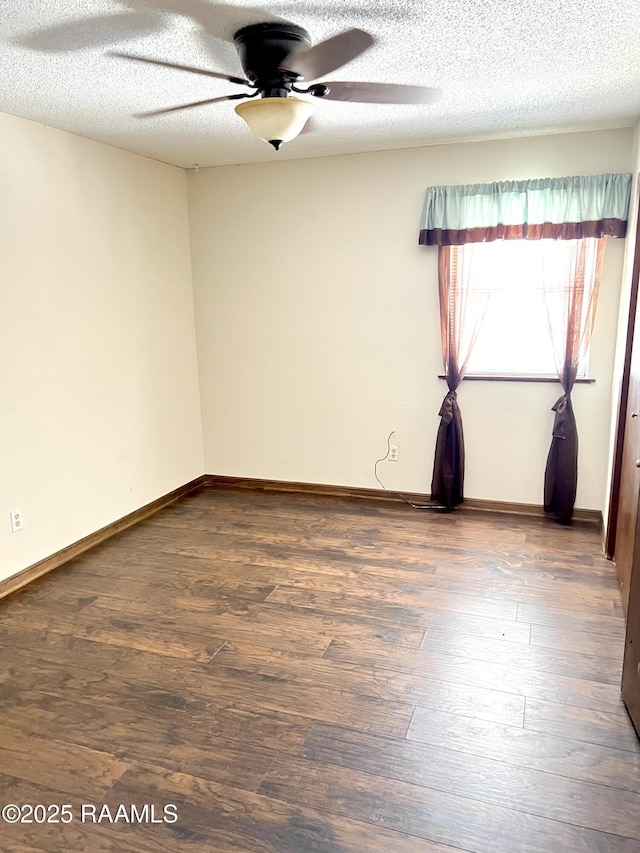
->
[1, 0, 639, 168]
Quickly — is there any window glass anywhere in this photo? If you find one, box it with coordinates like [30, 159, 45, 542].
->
[457, 239, 597, 377]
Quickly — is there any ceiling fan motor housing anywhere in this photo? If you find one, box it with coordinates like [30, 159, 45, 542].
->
[233, 23, 311, 95]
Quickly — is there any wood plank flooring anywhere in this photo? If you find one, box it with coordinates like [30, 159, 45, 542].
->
[0, 486, 638, 852]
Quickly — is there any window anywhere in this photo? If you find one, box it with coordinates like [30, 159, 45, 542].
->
[454, 237, 601, 378]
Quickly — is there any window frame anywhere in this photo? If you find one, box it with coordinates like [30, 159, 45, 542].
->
[444, 237, 599, 383]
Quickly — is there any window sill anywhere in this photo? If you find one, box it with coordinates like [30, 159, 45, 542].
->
[438, 374, 595, 384]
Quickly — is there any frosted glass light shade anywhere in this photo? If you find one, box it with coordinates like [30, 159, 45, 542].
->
[235, 97, 314, 149]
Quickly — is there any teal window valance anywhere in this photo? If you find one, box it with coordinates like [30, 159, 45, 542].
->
[419, 173, 632, 246]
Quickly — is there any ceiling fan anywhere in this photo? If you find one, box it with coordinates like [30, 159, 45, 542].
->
[111, 22, 442, 149]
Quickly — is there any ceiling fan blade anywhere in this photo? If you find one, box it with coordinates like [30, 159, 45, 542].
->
[110, 52, 249, 86]
[291, 29, 374, 80]
[134, 93, 249, 118]
[15, 12, 162, 53]
[319, 81, 443, 104]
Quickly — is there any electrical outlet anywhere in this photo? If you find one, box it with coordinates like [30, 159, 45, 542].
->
[389, 445, 399, 462]
[10, 509, 23, 532]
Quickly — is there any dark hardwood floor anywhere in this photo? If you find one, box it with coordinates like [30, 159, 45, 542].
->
[0, 486, 638, 852]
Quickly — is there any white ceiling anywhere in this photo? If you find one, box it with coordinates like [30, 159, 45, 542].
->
[1, 0, 639, 169]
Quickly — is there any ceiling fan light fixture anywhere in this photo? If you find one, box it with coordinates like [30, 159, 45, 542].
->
[235, 97, 314, 150]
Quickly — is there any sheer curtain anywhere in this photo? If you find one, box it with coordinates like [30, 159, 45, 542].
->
[542, 237, 605, 522]
[431, 244, 489, 509]
[420, 173, 630, 518]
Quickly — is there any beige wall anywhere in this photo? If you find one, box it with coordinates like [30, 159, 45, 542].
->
[1, 121, 633, 584]
[188, 128, 632, 510]
[0, 113, 204, 581]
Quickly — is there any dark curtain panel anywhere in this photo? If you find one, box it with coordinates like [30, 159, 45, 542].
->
[544, 393, 578, 523]
[430, 245, 488, 510]
[431, 389, 464, 509]
[543, 238, 605, 522]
